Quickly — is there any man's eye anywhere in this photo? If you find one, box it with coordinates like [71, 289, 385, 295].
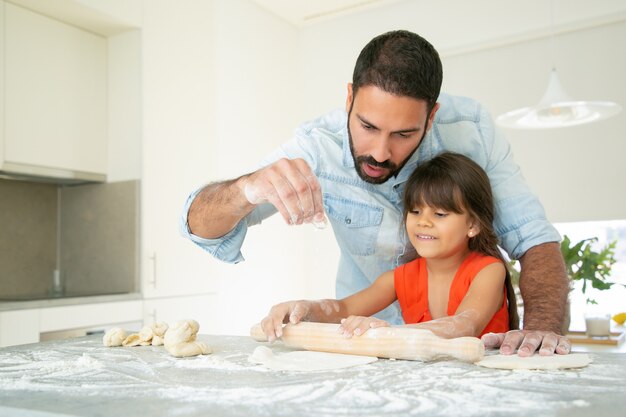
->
[362, 123, 374, 130]
[396, 132, 410, 138]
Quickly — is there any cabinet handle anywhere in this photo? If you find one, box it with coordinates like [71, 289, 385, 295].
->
[148, 252, 157, 289]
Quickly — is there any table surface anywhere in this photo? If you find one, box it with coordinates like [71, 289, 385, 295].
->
[1, 334, 625, 417]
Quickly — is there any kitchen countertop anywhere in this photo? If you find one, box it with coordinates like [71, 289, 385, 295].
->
[0, 334, 625, 417]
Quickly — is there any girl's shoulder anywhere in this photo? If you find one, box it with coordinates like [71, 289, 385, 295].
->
[461, 252, 504, 277]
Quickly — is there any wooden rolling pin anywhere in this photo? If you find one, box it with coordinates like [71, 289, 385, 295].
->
[250, 322, 484, 363]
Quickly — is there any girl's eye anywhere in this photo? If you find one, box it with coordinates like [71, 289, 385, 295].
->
[435, 212, 448, 217]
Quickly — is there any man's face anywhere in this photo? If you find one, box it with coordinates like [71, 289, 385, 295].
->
[346, 84, 439, 184]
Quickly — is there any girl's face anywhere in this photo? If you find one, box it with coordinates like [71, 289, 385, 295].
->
[405, 204, 479, 260]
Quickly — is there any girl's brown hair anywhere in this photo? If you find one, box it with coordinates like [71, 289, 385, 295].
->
[403, 152, 519, 330]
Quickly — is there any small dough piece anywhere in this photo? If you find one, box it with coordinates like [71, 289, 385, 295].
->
[151, 335, 164, 346]
[150, 321, 168, 346]
[164, 319, 210, 357]
[139, 325, 154, 342]
[122, 334, 142, 347]
[151, 321, 168, 337]
[249, 346, 378, 371]
[475, 353, 592, 370]
[166, 341, 212, 358]
[103, 328, 126, 347]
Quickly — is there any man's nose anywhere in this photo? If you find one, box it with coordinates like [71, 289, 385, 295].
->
[369, 135, 392, 162]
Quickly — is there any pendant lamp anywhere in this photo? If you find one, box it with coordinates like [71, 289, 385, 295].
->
[496, 1, 622, 129]
[496, 69, 622, 129]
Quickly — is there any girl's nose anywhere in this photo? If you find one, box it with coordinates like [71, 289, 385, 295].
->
[417, 216, 432, 227]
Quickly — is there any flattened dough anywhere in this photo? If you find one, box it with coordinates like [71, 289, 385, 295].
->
[249, 346, 377, 371]
[475, 353, 592, 370]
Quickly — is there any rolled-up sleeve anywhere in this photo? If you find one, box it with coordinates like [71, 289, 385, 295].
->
[179, 187, 248, 263]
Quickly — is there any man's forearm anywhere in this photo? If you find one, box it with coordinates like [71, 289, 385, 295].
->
[187, 176, 254, 239]
[518, 242, 569, 334]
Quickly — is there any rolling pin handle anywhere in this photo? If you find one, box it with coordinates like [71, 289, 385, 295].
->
[250, 323, 269, 342]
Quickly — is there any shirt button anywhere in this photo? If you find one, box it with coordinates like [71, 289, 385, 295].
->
[345, 218, 351, 224]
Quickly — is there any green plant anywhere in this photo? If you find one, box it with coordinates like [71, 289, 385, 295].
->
[507, 235, 620, 333]
[560, 235, 618, 305]
[507, 235, 619, 304]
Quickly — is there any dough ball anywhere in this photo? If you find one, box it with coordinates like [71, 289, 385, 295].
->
[164, 320, 199, 346]
[151, 334, 164, 346]
[139, 325, 154, 342]
[166, 341, 212, 358]
[151, 321, 169, 337]
[103, 327, 126, 347]
[163, 319, 210, 357]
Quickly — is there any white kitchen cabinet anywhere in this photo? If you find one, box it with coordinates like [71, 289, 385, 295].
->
[0, 1, 107, 181]
[143, 295, 220, 335]
[38, 300, 143, 333]
[0, 299, 143, 347]
[140, 1, 217, 300]
[0, 309, 39, 347]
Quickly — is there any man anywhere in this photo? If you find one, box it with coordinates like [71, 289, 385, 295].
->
[182, 30, 571, 356]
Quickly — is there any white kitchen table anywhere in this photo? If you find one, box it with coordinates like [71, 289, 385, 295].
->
[0, 334, 625, 416]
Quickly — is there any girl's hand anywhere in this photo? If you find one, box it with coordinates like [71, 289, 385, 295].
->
[338, 316, 390, 337]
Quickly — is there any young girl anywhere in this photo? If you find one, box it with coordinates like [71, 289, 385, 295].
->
[259, 152, 518, 341]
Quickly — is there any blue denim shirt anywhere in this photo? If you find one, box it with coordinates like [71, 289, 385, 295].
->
[180, 93, 560, 324]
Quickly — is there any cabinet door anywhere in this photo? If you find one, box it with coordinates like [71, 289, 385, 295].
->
[38, 300, 143, 333]
[140, 0, 216, 299]
[0, 309, 39, 347]
[143, 294, 219, 335]
[3, 3, 107, 175]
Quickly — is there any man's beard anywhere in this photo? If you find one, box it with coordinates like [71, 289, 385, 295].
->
[347, 106, 429, 185]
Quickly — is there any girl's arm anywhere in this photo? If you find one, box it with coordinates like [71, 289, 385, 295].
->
[406, 262, 506, 338]
[260, 270, 397, 341]
[334, 271, 397, 337]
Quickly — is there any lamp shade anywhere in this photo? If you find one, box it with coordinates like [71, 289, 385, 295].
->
[496, 69, 622, 129]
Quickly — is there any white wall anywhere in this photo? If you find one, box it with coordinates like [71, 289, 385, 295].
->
[442, 21, 626, 222]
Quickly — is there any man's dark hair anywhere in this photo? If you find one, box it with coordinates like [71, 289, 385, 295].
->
[352, 30, 443, 112]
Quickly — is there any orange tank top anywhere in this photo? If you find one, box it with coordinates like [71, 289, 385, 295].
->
[394, 252, 509, 337]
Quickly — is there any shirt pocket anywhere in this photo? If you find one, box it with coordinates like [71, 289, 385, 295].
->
[323, 194, 383, 256]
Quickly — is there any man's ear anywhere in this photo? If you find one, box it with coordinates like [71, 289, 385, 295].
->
[345, 83, 354, 113]
[427, 102, 440, 132]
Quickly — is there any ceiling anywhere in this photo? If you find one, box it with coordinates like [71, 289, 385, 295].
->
[250, 0, 405, 26]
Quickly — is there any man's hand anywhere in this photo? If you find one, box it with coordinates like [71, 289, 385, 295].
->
[242, 158, 326, 227]
[481, 330, 571, 356]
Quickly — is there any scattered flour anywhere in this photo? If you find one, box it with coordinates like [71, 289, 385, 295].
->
[0, 337, 620, 417]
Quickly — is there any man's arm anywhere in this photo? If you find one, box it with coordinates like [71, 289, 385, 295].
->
[187, 158, 326, 240]
[188, 177, 252, 239]
[519, 242, 569, 333]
